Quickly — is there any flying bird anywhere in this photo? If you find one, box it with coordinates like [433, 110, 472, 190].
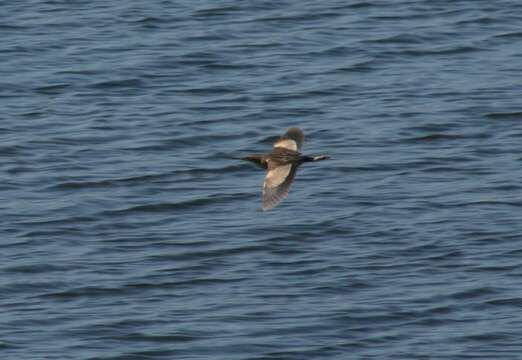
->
[241, 127, 329, 211]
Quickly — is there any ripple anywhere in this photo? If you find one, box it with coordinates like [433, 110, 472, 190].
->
[363, 33, 426, 45]
[404, 133, 465, 143]
[146, 244, 265, 262]
[400, 45, 484, 57]
[486, 298, 522, 307]
[494, 31, 522, 39]
[253, 11, 340, 23]
[34, 83, 71, 95]
[193, 5, 242, 17]
[89, 78, 144, 89]
[100, 193, 251, 216]
[450, 287, 499, 300]
[485, 111, 522, 120]
[114, 332, 197, 343]
[50, 173, 173, 190]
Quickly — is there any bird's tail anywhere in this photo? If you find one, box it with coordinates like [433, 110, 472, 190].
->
[303, 155, 330, 162]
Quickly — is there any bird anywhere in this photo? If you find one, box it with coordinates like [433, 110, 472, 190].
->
[241, 127, 329, 211]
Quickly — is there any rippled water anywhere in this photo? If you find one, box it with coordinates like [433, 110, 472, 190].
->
[3, 1, 522, 359]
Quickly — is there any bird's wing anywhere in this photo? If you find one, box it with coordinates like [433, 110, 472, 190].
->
[273, 127, 304, 152]
[262, 164, 297, 210]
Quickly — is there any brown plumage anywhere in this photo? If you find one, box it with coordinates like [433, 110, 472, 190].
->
[241, 127, 329, 210]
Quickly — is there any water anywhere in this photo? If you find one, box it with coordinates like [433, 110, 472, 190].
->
[3, 1, 522, 359]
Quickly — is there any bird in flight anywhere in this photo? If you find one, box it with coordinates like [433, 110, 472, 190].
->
[241, 127, 329, 211]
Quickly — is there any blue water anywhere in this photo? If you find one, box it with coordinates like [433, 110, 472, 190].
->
[3, 1, 522, 359]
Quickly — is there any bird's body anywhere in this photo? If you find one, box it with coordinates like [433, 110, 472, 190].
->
[241, 127, 329, 210]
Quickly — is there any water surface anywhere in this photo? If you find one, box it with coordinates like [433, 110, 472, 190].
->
[3, 1, 522, 359]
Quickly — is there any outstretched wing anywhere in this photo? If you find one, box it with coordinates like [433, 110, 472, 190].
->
[262, 164, 297, 211]
[273, 127, 304, 152]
